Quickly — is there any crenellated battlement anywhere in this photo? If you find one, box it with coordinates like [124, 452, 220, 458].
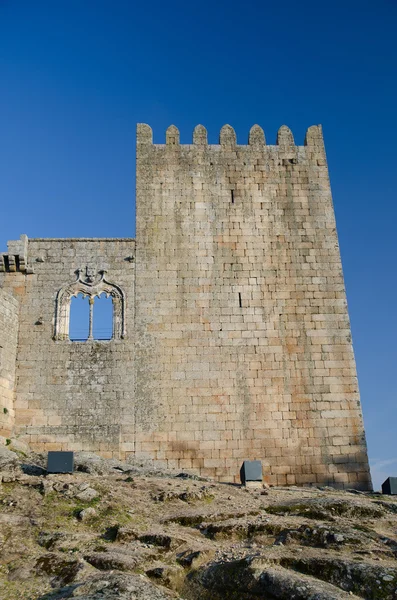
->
[137, 123, 325, 151]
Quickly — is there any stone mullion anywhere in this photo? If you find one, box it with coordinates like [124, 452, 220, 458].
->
[88, 297, 95, 340]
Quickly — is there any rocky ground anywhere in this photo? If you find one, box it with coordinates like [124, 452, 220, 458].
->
[1, 443, 397, 599]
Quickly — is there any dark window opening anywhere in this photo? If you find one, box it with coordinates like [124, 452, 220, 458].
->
[238, 292, 242, 308]
[231, 189, 235, 204]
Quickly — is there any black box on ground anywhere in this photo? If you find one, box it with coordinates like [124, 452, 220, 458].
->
[381, 477, 397, 495]
[240, 460, 262, 485]
[47, 451, 74, 474]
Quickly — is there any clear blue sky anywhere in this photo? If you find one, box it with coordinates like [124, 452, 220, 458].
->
[1, 0, 396, 489]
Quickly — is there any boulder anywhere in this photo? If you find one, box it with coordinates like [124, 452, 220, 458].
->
[7, 437, 31, 455]
[74, 452, 129, 475]
[75, 487, 98, 502]
[0, 445, 20, 480]
[83, 551, 138, 572]
[78, 507, 97, 522]
[74, 452, 111, 475]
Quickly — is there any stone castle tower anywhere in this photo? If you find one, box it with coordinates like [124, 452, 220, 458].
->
[0, 123, 372, 489]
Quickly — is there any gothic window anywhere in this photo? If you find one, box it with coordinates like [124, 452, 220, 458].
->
[54, 268, 125, 341]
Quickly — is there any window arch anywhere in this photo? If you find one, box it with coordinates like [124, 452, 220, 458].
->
[54, 268, 125, 341]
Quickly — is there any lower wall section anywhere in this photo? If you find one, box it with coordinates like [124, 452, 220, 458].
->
[17, 435, 372, 490]
[20, 420, 371, 490]
[21, 432, 372, 490]
[0, 289, 19, 438]
[128, 429, 371, 490]
[1, 237, 372, 490]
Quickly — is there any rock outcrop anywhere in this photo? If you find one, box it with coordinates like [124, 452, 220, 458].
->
[0, 451, 395, 600]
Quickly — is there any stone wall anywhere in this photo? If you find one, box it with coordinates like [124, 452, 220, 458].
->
[135, 123, 371, 489]
[1, 239, 135, 456]
[0, 123, 372, 489]
[0, 288, 19, 437]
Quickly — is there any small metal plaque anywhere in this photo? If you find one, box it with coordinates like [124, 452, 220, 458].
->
[47, 451, 74, 474]
[240, 460, 262, 486]
[382, 477, 397, 495]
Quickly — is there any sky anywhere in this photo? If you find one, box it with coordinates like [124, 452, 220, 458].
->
[0, 0, 396, 490]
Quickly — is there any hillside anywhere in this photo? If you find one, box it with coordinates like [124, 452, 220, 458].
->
[1, 444, 396, 600]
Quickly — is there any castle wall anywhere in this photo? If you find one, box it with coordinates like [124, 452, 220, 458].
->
[0, 289, 19, 438]
[135, 124, 371, 489]
[1, 239, 135, 456]
[0, 123, 372, 489]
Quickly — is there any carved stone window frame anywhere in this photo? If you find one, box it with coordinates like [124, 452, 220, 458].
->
[54, 268, 126, 341]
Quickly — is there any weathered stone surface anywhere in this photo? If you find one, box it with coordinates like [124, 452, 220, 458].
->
[133, 123, 371, 489]
[7, 437, 31, 455]
[279, 555, 397, 599]
[83, 552, 138, 572]
[0, 466, 397, 600]
[266, 497, 384, 520]
[0, 445, 20, 475]
[0, 289, 18, 439]
[74, 452, 121, 475]
[152, 486, 214, 503]
[16, 474, 43, 486]
[139, 533, 174, 549]
[38, 531, 66, 550]
[0, 124, 371, 489]
[116, 526, 139, 542]
[188, 557, 363, 599]
[38, 573, 173, 599]
[146, 563, 184, 589]
[273, 524, 361, 548]
[35, 553, 83, 587]
[78, 507, 97, 521]
[74, 487, 98, 502]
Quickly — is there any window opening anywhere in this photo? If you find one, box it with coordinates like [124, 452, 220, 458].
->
[238, 292, 242, 308]
[54, 268, 126, 341]
[69, 293, 90, 341]
[93, 294, 113, 340]
[231, 189, 235, 204]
